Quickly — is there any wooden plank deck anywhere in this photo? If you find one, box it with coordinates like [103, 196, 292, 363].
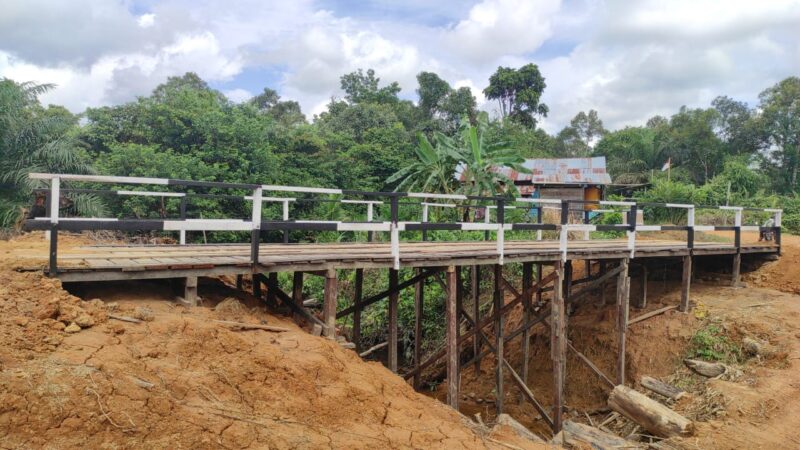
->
[19, 239, 778, 282]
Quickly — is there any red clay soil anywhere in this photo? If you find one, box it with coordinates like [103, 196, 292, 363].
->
[0, 233, 544, 449]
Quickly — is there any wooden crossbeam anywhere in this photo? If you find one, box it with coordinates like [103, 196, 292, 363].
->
[262, 275, 325, 328]
[567, 341, 615, 389]
[336, 267, 442, 318]
[501, 358, 554, 430]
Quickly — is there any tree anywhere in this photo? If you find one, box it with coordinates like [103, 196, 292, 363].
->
[416, 72, 451, 118]
[758, 77, 800, 192]
[340, 69, 401, 104]
[665, 107, 725, 183]
[250, 88, 305, 127]
[386, 131, 457, 194]
[711, 96, 762, 156]
[415, 72, 477, 133]
[555, 110, 607, 157]
[483, 64, 548, 127]
[594, 127, 661, 184]
[0, 79, 102, 226]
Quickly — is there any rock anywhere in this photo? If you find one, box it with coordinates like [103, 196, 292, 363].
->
[65, 322, 81, 333]
[33, 300, 59, 320]
[50, 321, 66, 331]
[74, 313, 95, 328]
[132, 307, 155, 322]
[684, 359, 726, 377]
[13, 316, 29, 327]
[106, 302, 119, 311]
[743, 337, 774, 358]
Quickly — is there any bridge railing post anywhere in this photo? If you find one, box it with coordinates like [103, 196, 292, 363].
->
[179, 196, 187, 245]
[48, 176, 60, 275]
[496, 197, 505, 265]
[559, 200, 569, 262]
[390, 196, 400, 269]
[250, 186, 262, 270]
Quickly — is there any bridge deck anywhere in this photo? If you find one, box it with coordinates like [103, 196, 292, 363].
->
[24, 239, 778, 282]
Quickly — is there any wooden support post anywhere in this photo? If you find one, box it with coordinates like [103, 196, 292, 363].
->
[323, 269, 338, 339]
[639, 265, 648, 309]
[353, 269, 364, 353]
[551, 260, 565, 433]
[236, 274, 243, 290]
[680, 255, 692, 313]
[292, 272, 304, 318]
[731, 253, 741, 287]
[472, 265, 481, 374]
[616, 258, 630, 385]
[521, 262, 533, 391]
[446, 266, 459, 409]
[413, 268, 423, 390]
[564, 260, 573, 315]
[600, 260, 608, 304]
[535, 263, 543, 305]
[252, 274, 262, 298]
[388, 268, 399, 372]
[267, 272, 278, 305]
[184, 276, 198, 306]
[494, 264, 504, 415]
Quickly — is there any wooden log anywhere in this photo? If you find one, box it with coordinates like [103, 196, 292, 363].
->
[640, 376, 686, 400]
[212, 320, 289, 332]
[413, 267, 424, 390]
[353, 268, 363, 353]
[108, 314, 142, 324]
[493, 264, 504, 415]
[388, 268, 399, 372]
[446, 266, 459, 409]
[551, 260, 565, 432]
[616, 258, 630, 385]
[607, 385, 694, 438]
[628, 305, 678, 325]
[495, 413, 545, 443]
[684, 359, 726, 377]
[561, 420, 644, 450]
[680, 255, 692, 312]
[323, 269, 338, 339]
[360, 341, 387, 358]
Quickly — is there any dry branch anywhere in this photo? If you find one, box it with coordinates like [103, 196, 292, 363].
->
[212, 319, 289, 332]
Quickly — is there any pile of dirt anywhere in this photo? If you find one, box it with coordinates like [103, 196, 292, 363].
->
[744, 234, 800, 294]
[0, 233, 544, 449]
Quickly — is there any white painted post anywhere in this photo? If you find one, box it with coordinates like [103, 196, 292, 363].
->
[367, 203, 374, 222]
[50, 177, 60, 224]
[560, 226, 568, 262]
[252, 187, 263, 226]
[734, 209, 742, 227]
[422, 204, 429, 223]
[282, 200, 290, 221]
[497, 223, 504, 265]
[179, 230, 186, 245]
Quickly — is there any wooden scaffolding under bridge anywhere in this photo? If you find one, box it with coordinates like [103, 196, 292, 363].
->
[19, 173, 782, 435]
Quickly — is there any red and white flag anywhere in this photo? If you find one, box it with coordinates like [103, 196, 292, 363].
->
[661, 158, 671, 171]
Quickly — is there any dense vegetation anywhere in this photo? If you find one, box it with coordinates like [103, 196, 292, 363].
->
[1, 66, 797, 359]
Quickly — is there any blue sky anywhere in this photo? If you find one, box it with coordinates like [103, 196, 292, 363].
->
[1, 0, 798, 132]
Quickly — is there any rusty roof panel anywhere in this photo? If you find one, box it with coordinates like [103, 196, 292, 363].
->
[454, 157, 612, 184]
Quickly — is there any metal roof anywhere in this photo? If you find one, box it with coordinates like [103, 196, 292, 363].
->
[456, 157, 612, 185]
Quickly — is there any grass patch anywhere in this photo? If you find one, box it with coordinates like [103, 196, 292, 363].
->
[688, 321, 743, 364]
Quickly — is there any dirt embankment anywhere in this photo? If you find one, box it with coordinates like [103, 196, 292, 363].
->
[0, 234, 542, 449]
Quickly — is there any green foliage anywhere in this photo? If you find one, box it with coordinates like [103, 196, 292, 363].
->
[555, 110, 606, 157]
[689, 322, 742, 364]
[594, 127, 660, 184]
[484, 64, 548, 127]
[758, 77, 800, 192]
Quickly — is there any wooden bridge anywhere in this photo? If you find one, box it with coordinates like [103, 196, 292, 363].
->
[21, 173, 781, 434]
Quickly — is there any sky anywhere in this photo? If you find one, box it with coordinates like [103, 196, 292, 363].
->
[0, 0, 798, 132]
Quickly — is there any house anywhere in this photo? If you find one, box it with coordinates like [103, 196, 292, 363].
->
[456, 157, 613, 209]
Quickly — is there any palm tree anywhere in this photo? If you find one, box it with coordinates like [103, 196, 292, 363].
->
[387, 131, 457, 194]
[0, 78, 104, 227]
[445, 113, 529, 198]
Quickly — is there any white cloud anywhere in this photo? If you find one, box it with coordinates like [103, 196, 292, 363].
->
[0, 0, 797, 133]
[224, 88, 252, 103]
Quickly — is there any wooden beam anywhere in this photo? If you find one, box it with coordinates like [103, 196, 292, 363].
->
[501, 359, 554, 431]
[731, 253, 741, 287]
[551, 260, 565, 433]
[323, 269, 337, 339]
[446, 266, 459, 409]
[568, 341, 615, 389]
[567, 264, 624, 306]
[639, 264, 648, 309]
[336, 267, 441, 318]
[388, 268, 399, 372]
[252, 273, 262, 298]
[413, 267, 424, 390]
[616, 258, 630, 385]
[183, 276, 198, 306]
[494, 264, 504, 415]
[629, 305, 677, 325]
[268, 280, 325, 328]
[680, 255, 692, 313]
[291, 271, 304, 320]
[472, 265, 481, 374]
[521, 262, 533, 391]
[267, 272, 278, 306]
[236, 274, 243, 290]
[353, 269, 363, 353]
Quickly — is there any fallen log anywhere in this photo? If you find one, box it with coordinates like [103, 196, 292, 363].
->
[684, 359, 726, 377]
[607, 385, 694, 438]
[212, 320, 289, 332]
[640, 376, 686, 400]
[495, 414, 545, 443]
[628, 305, 678, 325]
[559, 420, 644, 449]
[359, 341, 388, 358]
